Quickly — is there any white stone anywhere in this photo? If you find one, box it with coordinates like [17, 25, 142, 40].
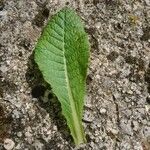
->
[145, 0, 150, 6]
[127, 90, 133, 94]
[0, 65, 8, 73]
[132, 121, 139, 131]
[95, 74, 100, 79]
[4, 139, 15, 150]
[100, 108, 107, 114]
[17, 132, 22, 137]
[0, 11, 7, 17]
[95, 22, 101, 29]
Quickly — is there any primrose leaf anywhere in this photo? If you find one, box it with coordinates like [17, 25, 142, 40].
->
[34, 7, 90, 145]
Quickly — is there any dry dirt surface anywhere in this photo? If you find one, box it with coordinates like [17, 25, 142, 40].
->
[0, 0, 150, 150]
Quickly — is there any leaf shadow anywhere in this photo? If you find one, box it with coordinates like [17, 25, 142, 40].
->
[25, 52, 74, 147]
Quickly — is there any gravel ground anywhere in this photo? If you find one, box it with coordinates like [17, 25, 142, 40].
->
[0, 0, 150, 150]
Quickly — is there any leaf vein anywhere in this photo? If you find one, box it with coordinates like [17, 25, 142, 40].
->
[46, 30, 64, 42]
[44, 38, 63, 52]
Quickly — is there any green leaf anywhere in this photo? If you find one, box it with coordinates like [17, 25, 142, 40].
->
[34, 7, 90, 145]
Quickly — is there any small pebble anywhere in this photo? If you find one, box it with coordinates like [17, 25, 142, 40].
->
[17, 132, 22, 137]
[127, 90, 133, 94]
[83, 111, 94, 123]
[100, 108, 107, 114]
[4, 139, 15, 150]
[0, 65, 8, 73]
[95, 22, 101, 29]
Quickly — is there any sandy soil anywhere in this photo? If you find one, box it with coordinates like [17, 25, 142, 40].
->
[0, 0, 150, 150]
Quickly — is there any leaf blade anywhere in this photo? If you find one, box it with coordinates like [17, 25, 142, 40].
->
[35, 7, 90, 145]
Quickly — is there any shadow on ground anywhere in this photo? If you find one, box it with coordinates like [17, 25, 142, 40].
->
[25, 52, 73, 147]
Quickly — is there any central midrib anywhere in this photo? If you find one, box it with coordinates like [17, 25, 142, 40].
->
[62, 10, 84, 144]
